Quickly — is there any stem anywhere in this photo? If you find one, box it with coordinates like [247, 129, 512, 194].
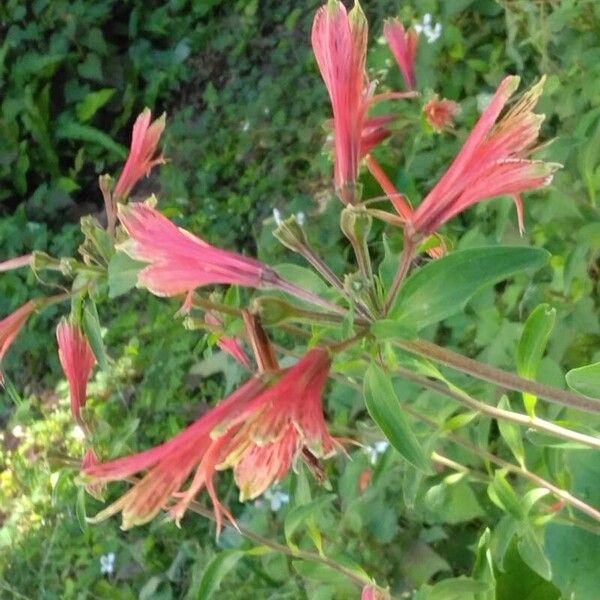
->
[394, 338, 600, 414]
[401, 404, 600, 523]
[392, 365, 600, 450]
[384, 239, 414, 315]
[182, 497, 385, 594]
[272, 276, 351, 318]
[300, 244, 373, 321]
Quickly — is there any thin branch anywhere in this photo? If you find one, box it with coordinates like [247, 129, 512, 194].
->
[401, 403, 600, 523]
[394, 338, 600, 414]
[392, 365, 600, 450]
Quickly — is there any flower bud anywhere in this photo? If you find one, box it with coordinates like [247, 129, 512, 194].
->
[273, 215, 309, 254]
[252, 296, 299, 325]
[340, 205, 372, 247]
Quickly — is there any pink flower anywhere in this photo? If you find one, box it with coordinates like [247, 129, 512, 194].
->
[84, 349, 336, 533]
[56, 320, 96, 426]
[82, 448, 105, 499]
[312, 2, 413, 204]
[113, 109, 166, 200]
[0, 300, 38, 383]
[384, 19, 419, 90]
[118, 202, 275, 297]
[362, 585, 389, 600]
[408, 76, 560, 237]
[312, 0, 368, 203]
[423, 96, 461, 131]
[205, 313, 251, 368]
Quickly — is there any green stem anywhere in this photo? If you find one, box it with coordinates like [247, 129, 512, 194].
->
[401, 403, 600, 523]
[384, 239, 414, 315]
[392, 365, 600, 450]
[393, 338, 600, 414]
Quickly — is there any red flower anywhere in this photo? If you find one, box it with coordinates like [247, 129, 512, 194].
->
[205, 313, 251, 368]
[312, 2, 413, 204]
[84, 349, 336, 533]
[56, 320, 96, 426]
[362, 585, 390, 600]
[408, 76, 560, 237]
[113, 109, 166, 200]
[423, 96, 461, 131]
[0, 300, 38, 384]
[384, 19, 419, 90]
[118, 202, 274, 297]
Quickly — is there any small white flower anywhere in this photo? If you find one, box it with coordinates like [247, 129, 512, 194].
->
[273, 208, 283, 226]
[263, 488, 290, 512]
[415, 14, 442, 44]
[11, 425, 25, 438]
[296, 212, 306, 226]
[242, 120, 250, 132]
[366, 440, 390, 465]
[100, 552, 116, 575]
[71, 425, 86, 441]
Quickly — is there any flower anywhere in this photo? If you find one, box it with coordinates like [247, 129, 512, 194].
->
[56, 320, 96, 426]
[118, 202, 275, 297]
[84, 349, 336, 534]
[205, 313, 251, 368]
[423, 96, 461, 131]
[100, 552, 116, 575]
[408, 76, 561, 237]
[414, 13, 442, 44]
[312, 1, 412, 204]
[0, 300, 38, 384]
[311, 0, 369, 203]
[362, 585, 390, 600]
[113, 109, 166, 200]
[262, 488, 290, 511]
[384, 19, 419, 90]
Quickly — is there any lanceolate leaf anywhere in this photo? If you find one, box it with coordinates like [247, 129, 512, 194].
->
[497, 396, 525, 467]
[82, 299, 109, 371]
[565, 361, 600, 399]
[516, 303, 556, 415]
[363, 363, 430, 472]
[195, 550, 246, 599]
[387, 246, 549, 329]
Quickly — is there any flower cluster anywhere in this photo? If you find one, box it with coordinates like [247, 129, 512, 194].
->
[0, 0, 559, 546]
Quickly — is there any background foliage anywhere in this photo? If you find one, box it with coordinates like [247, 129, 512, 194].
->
[1, 0, 600, 598]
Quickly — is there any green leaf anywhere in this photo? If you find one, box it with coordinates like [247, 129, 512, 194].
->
[363, 363, 430, 472]
[487, 470, 524, 519]
[497, 396, 525, 467]
[284, 494, 335, 553]
[516, 304, 556, 416]
[82, 299, 108, 371]
[472, 529, 496, 600]
[428, 577, 490, 600]
[388, 246, 549, 329]
[546, 523, 600, 600]
[75, 88, 116, 122]
[517, 526, 552, 581]
[107, 252, 146, 298]
[565, 361, 600, 399]
[195, 550, 245, 599]
[56, 121, 127, 159]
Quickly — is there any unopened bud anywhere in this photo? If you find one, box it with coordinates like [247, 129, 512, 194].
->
[252, 296, 298, 325]
[273, 215, 309, 254]
[340, 205, 372, 248]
